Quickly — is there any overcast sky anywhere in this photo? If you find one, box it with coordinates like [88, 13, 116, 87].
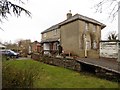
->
[0, 0, 118, 43]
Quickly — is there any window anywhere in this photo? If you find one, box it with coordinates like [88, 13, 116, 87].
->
[54, 30, 57, 36]
[85, 22, 89, 31]
[44, 33, 47, 38]
[93, 25, 97, 32]
[83, 34, 91, 50]
[86, 41, 91, 50]
[93, 40, 97, 49]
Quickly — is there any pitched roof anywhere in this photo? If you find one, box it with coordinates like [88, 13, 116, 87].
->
[41, 14, 106, 34]
[40, 38, 59, 43]
[41, 24, 59, 34]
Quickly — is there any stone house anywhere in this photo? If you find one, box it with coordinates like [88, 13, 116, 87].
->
[41, 12, 106, 58]
[100, 40, 119, 59]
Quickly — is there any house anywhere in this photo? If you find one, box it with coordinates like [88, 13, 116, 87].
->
[100, 40, 119, 59]
[31, 41, 41, 53]
[41, 12, 106, 58]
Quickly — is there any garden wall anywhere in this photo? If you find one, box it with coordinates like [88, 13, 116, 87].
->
[31, 53, 81, 72]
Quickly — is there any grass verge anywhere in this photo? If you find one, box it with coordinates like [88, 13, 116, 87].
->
[2, 59, 119, 88]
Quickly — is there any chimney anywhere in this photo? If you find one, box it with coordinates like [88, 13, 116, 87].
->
[67, 10, 72, 19]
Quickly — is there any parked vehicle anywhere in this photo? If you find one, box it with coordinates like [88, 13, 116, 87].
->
[1, 49, 19, 58]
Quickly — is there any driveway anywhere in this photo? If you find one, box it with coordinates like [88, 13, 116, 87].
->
[77, 58, 120, 74]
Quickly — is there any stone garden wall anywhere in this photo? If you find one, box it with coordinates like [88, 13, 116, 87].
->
[31, 53, 81, 72]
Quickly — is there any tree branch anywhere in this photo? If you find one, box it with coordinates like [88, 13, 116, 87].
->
[94, 0, 119, 20]
[0, 0, 31, 19]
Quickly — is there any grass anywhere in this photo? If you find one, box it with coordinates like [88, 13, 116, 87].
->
[2, 59, 119, 88]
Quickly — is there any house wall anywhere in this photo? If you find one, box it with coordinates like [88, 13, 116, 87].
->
[60, 20, 80, 56]
[31, 43, 37, 52]
[61, 20, 101, 58]
[78, 20, 85, 57]
[100, 42, 118, 58]
[31, 42, 41, 53]
[86, 23, 101, 58]
[42, 29, 60, 41]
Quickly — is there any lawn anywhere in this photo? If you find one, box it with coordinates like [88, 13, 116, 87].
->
[2, 59, 119, 88]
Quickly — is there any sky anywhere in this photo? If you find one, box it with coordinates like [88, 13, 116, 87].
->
[0, 0, 118, 43]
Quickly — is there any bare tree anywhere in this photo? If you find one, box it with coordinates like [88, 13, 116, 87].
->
[94, 0, 120, 20]
[0, 0, 31, 31]
[0, 0, 31, 21]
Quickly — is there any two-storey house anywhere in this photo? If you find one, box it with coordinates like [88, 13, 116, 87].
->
[41, 12, 106, 58]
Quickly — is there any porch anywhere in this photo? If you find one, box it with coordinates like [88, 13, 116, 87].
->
[41, 38, 60, 56]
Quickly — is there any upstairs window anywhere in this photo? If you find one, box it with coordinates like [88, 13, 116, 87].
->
[93, 25, 97, 32]
[43, 33, 47, 38]
[85, 22, 89, 32]
[54, 30, 57, 36]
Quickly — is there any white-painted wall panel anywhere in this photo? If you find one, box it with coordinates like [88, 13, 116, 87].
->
[100, 42, 118, 58]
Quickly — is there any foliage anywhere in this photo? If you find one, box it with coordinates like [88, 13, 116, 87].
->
[2, 60, 40, 88]
[2, 54, 10, 61]
[2, 60, 118, 88]
[108, 32, 118, 41]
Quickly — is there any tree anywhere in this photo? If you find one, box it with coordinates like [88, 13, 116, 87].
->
[107, 31, 118, 41]
[0, 0, 31, 21]
[94, 0, 120, 20]
[17, 39, 31, 57]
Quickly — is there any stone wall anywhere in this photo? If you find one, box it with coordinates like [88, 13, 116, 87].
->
[31, 53, 81, 72]
[31, 53, 120, 82]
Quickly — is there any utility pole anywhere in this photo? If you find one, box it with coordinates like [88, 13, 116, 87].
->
[0, 47, 2, 90]
[118, 1, 120, 62]
[118, 1, 120, 87]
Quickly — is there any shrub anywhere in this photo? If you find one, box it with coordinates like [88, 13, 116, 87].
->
[2, 63, 38, 88]
[2, 55, 10, 61]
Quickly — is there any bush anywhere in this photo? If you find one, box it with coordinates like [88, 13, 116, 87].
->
[2, 55, 10, 61]
[2, 63, 38, 88]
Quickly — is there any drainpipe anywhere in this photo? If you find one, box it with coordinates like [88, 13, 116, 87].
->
[84, 34, 87, 58]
